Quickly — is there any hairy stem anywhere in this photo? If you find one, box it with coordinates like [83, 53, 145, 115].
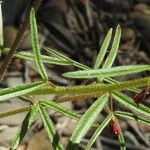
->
[0, 77, 149, 118]
[0, 106, 31, 118]
[30, 77, 150, 95]
[54, 92, 102, 103]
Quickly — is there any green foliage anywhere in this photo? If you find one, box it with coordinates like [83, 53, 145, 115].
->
[30, 8, 48, 81]
[3, 48, 72, 65]
[38, 105, 64, 150]
[63, 65, 150, 79]
[102, 25, 121, 69]
[85, 114, 112, 150]
[0, 81, 44, 102]
[40, 100, 82, 121]
[94, 28, 113, 69]
[0, 7, 149, 150]
[113, 92, 150, 117]
[115, 111, 150, 125]
[118, 133, 126, 150]
[45, 47, 90, 70]
[11, 104, 38, 149]
[15, 51, 72, 65]
[68, 94, 108, 148]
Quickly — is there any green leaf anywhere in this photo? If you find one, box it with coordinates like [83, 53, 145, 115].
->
[11, 104, 38, 149]
[45, 47, 73, 61]
[67, 94, 108, 148]
[0, 82, 44, 102]
[112, 92, 150, 117]
[38, 105, 63, 150]
[15, 51, 72, 65]
[85, 114, 111, 150]
[40, 100, 81, 121]
[73, 61, 90, 70]
[63, 65, 150, 79]
[103, 25, 121, 69]
[45, 47, 90, 70]
[94, 28, 112, 69]
[41, 100, 99, 127]
[3, 48, 90, 70]
[115, 111, 150, 125]
[0, 1, 3, 47]
[28, 103, 39, 127]
[30, 8, 48, 81]
[118, 133, 126, 150]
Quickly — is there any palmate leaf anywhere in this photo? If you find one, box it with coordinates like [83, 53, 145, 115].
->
[0, 81, 44, 102]
[67, 94, 108, 149]
[115, 111, 150, 125]
[40, 100, 81, 121]
[38, 105, 64, 150]
[112, 92, 150, 117]
[11, 104, 38, 149]
[63, 65, 150, 79]
[85, 114, 112, 150]
[30, 8, 48, 81]
[94, 28, 112, 69]
[102, 25, 121, 69]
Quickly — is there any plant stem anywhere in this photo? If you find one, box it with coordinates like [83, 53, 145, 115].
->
[0, 106, 31, 118]
[0, 0, 42, 80]
[0, 77, 149, 118]
[54, 92, 102, 103]
[30, 77, 150, 95]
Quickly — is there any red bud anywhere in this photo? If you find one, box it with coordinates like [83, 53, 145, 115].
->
[109, 120, 121, 136]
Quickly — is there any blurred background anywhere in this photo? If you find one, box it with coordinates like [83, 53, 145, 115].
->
[0, 0, 150, 149]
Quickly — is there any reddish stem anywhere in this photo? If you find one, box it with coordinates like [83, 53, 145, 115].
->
[0, 0, 42, 80]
